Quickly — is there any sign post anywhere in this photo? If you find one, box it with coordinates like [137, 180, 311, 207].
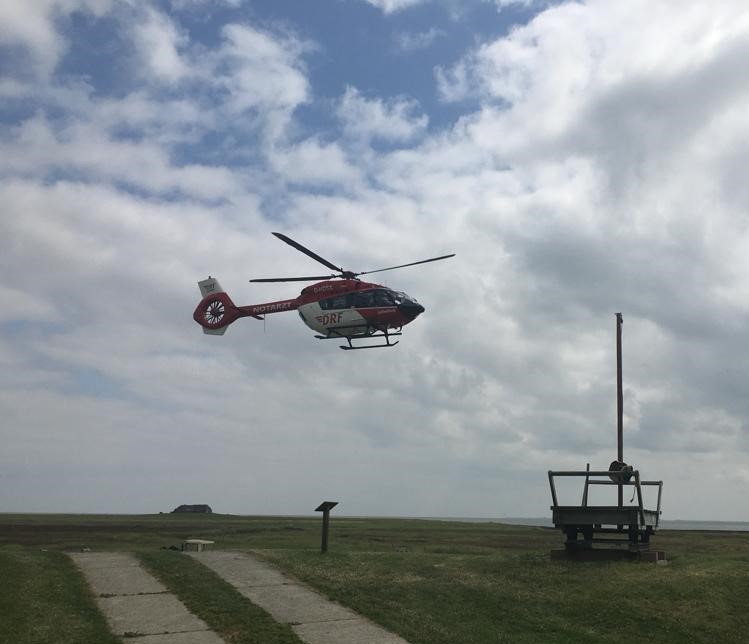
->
[314, 501, 338, 554]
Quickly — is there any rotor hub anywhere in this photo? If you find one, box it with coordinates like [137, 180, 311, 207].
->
[204, 300, 225, 326]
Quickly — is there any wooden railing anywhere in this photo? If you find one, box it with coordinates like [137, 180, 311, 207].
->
[548, 466, 663, 528]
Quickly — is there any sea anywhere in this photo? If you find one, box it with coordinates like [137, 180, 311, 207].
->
[433, 517, 749, 531]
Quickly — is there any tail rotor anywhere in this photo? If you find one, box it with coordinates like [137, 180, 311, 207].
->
[203, 299, 226, 326]
[193, 277, 240, 335]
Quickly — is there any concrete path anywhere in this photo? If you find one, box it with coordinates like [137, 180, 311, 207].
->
[190, 550, 411, 644]
[70, 552, 224, 644]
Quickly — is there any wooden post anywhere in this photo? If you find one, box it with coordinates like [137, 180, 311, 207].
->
[321, 509, 330, 553]
[315, 501, 338, 554]
[616, 313, 624, 508]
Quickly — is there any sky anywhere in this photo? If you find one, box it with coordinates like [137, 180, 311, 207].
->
[2, 0, 749, 521]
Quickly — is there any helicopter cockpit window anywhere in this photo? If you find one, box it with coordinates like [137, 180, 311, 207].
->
[374, 289, 395, 306]
[320, 295, 348, 310]
[393, 291, 418, 305]
[351, 291, 375, 308]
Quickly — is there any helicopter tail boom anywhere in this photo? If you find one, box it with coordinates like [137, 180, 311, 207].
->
[194, 277, 254, 335]
[194, 276, 293, 335]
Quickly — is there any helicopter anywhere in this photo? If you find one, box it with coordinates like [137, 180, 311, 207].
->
[193, 232, 455, 350]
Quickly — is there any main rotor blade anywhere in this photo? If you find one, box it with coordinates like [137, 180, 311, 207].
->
[357, 253, 456, 276]
[250, 275, 337, 283]
[272, 232, 343, 273]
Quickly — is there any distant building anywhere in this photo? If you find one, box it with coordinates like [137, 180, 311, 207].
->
[171, 504, 213, 514]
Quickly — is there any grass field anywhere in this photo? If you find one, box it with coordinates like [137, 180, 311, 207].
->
[0, 545, 121, 644]
[1, 513, 748, 644]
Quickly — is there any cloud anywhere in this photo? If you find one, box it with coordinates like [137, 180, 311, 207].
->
[125, 16, 312, 140]
[130, 6, 191, 83]
[0, 0, 112, 76]
[337, 86, 428, 143]
[0, 1, 64, 74]
[372, 0, 749, 507]
[362, 0, 430, 14]
[170, 0, 243, 9]
[0, 116, 244, 199]
[214, 23, 310, 113]
[395, 27, 446, 51]
[0, 12, 317, 197]
[492, 0, 541, 8]
[268, 138, 362, 188]
[3, 0, 749, 520]
[0, 286, 57, 322]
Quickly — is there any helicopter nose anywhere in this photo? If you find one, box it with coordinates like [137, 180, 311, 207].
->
[399, 302, 425, 320]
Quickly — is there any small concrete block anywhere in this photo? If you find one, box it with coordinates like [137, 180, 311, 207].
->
[132, 631, 226, 644]
[189, 551, 288, 587]
[238, 583, 357, 624]
[294, 618, 411, 644]
[182, 539, 215, 552]
[98, 593, 210, 636]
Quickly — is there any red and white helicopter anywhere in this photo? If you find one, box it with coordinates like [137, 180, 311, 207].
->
[193, 232, 455, 350]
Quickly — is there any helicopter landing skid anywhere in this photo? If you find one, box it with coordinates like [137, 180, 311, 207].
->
[340, 337, 400, 350]
[314, 326, 402, 350]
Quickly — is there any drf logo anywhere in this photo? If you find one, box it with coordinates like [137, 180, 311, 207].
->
[316, 312, 344, 325]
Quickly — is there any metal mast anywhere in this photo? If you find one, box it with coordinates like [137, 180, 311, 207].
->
[616, 312, 624, 507]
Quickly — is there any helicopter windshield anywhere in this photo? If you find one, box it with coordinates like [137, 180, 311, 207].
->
[392, 291, 418, 305]
[320, 289, 400, 310]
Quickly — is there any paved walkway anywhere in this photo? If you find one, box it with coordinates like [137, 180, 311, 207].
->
[190, 550, 411, 644]
[69, 552, 224, 644]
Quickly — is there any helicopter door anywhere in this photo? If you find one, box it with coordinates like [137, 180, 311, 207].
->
[298, 297, 367, 336]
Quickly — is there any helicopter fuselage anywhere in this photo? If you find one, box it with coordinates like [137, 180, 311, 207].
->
[193, 278, 424, 341]
[294, 279, 424, 336]
[193, 232, 450, 348]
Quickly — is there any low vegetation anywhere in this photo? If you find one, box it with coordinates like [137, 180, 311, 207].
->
[1, 513, 748, 644]
[0, 546, 121, 644]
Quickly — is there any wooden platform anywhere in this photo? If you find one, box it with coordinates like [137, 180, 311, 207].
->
[552, 505, 660, 528]
[548, 468, 665, 561]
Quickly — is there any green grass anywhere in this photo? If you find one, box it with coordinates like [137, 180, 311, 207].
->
[1, 513, 748, 644]
[0, 546, 121, 644]
[138, 550, 304, 644]
[0, 512, 325, 551]
[258, 525, 749, 644]
[262, 545, 749, 644]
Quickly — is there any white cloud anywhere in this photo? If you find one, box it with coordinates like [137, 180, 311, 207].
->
[0, 0, 112, 75]
[215, 23, 310, 114]
[439, 0, 749, 114]
[0, 1, 63, 74]
[91, 92, 209, 141]
[269, 138, 361, 187]
[368, 0, 749, 520]
[0, 286, 57, 322]
[131, 6, 190, 83]
[170, 0, 243, 9]
[0, 116, 243, 199]
[492, 0, 539, 8]
[2, 4, 314, 154]
[395, 27, 446, 51]
[362, 0, 430, 14]
[337, 86, 428, 143]
[3, 0, 749, 520]
[435, 59, 474, 103]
